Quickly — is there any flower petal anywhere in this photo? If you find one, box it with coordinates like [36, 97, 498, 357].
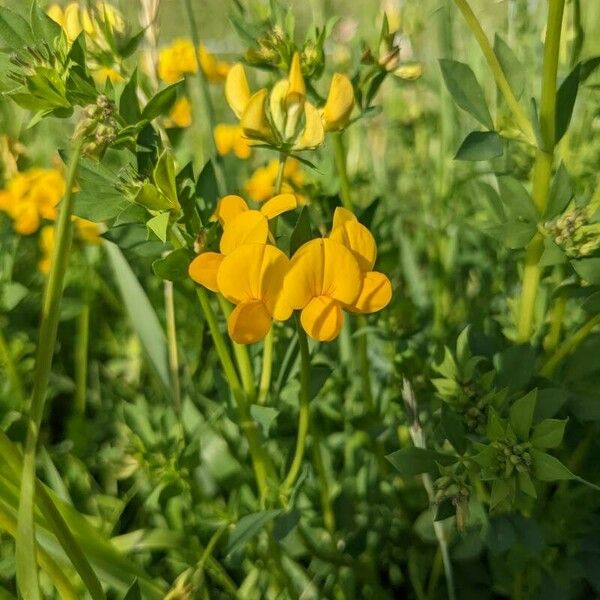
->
[284, 238, 361, 308]
[228, 300, 272, 344]
[330, 220, 377, 272]
[301, 296, 344, 341]
[332, 206, 357, 230]
[214, 123, 235, 156]
[225, 63, 252, 118]
[260, 193, 297, 219]
[211, 194, 248, 225]
[294, 101, 325, 150]
[286, 52, 306, 107]
[348, 271, 392, 314]
[321, 73, 354, 131]
[188, 252, 224, 292]
[241, 89, 273, 142]
[220, 211, 269, 254]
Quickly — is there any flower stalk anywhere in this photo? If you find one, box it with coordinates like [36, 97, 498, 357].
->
[16, 135, 85, 600]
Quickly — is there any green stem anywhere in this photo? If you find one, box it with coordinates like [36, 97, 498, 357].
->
[0, 324, 26, 407]
[332, 132, 353, 210]
[540, 313, 600, 378]
[74, 300, 90, 415]
[16, 136, 84, 600]
[357, 316, 374, 412]
[196, 288, 272, 499]
[191, 524, 229, 590]
[312, 429, 335, 534]
[280, 317, 311, 501]
[543, 267, 566, 352]
[452, 0, 534, 143]
[516, 0, 566, 343]
[217, 295, 255, 398]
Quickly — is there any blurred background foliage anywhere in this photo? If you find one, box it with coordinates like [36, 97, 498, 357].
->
[0, 0, 599, 599]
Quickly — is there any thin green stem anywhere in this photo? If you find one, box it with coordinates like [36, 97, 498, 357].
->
[452, 0, 534, 143]
[332, 132, 353, 210]
[196, 288, 272, 500]
[191, 523, 229, 590]
[516, 0, 566, 343]
[357, 316, 374, 412]
[312, 429, 335, 534]
[540, 313, 600, 378]
[74, 300, 90, 415]
[0, 324, 26, 407]
[16, 136, 85, 600]
[280, 317, 311, 501]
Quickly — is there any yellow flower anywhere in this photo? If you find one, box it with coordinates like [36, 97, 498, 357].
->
[217, 243, 292, 343]
[188, 193, 297, 293]
[74, 217, 101, 245]
[168, 97, 193, 128]
[245, 158, 304, 202]
[158, 39, 197, 83]
[38, 225, 55, 274]
[283, 238, 362, 341]
[93, 66, 124, 84]
[214, 124, 251, 159]
[199, 45, 231, 83]
[0, 168, 65, 235]
[48, 2, 124, 45]
[320, 73, 354, 131]
[329, 208, 392, 314]
[225, 53, 325, 150]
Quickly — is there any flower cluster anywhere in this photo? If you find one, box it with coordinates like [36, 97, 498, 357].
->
[214, 124, 251, 159]
[158, 39, 231, 84]
[188, 195, 391, 344]
[225, 52, 354, 151]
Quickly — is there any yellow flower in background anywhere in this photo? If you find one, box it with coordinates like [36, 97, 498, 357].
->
[320, 73, 355, 131]
[217, 243, 292, 343]
[48, 1, 124, 45]
[199, 45, 231, 83]
[93, 66, 124, 84]
[74, 217, 101, 245]
[283, 238, 362, 341]
[245, 158, 304, 202]
[329, 208, 392, 313]
[189, 193, 297, 292]
[214, 124, 251, 159]
[38, 225, 55, 274]
[168, 97, 193, 128]
[158, 39, 231, 84]
[225, 53, 325, 150]
[0, 168, 65, 235]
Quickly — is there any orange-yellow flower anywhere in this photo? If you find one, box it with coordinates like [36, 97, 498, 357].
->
[199, 45, 231, 83]
[217, 243, 292, 343]
[283, 238, 363, 341]
[329, 208, 392, 313]
[245, 159, 304, 202]
[214, 124, 251, 159]
[320, 73, 354, 131]
[168, 97, 193, 128]
[188, 193, 297, 293]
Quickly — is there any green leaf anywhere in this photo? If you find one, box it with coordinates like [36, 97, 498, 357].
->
[555, 63, 580, 144]
[196, 160, 219, 213]
[386, 447, 457, 477]
[531, 449, 575, 482]
[484, 221, 536, 249]
[496, 175, 538, 223]
[494, 345, 536, 392]
[104, 242, 170, 392]
[545, 163, 573, 219]
[289, 206, 313, 255]
[493, 34, 525, 99]
[439, 59, 493, 129]
[119, 69, 142, 125]
[434, 347, 457, 379]
[134, 183, 171, 212]
[454, 131, 503, 161]
[518, 471, 537, 498]
[30, 1, 61, 45]
[152, 248, 192, 281]
[486, 408, 505, 441]
[249, 405, 279, 437]
[123, 580, 141, 600]
[153, 150, 179, 209]
[490, 479, 511, 509]
[530, 418, 567, 449]
[0, 6, 33, 48]
[471, 445, 496, 468]
[440, 404, 466, 454]
[225, 510, 282, 555]
[509, 389, 537, 441]
[146, 212, 170, 242]
[141, 81, 184, 121]
[572, 258, 600, 284]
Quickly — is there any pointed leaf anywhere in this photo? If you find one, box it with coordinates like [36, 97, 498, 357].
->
[455, 131, 503, 161]
[509, 389, 537, 441]
[530, 418, 567, 449]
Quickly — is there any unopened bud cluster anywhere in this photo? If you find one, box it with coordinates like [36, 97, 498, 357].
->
[546, 208, 600, 258]
[492, 441, 532, 477]
[76, 95, 119, 157]
[434, 476, 470, 530]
